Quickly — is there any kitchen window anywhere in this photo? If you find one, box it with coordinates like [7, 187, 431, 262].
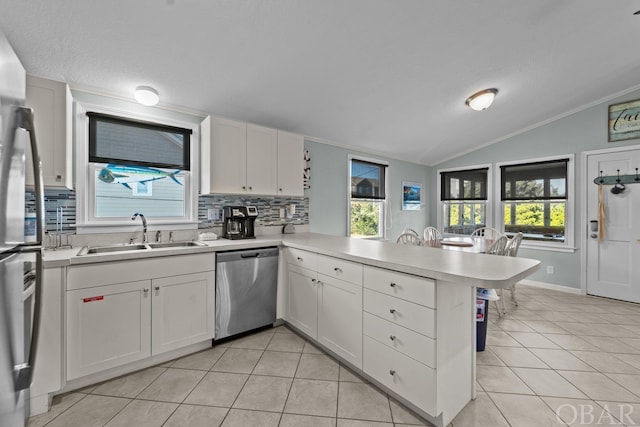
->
[75, 103, 199, 233]
[440, 167, 489, 235]
[348, 157, 387, 239]
[499, 155, 573, 250]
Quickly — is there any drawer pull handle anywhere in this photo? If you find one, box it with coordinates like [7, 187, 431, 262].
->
[389, 370, 396, 376]
[297, 257, 303, 261]
[143, 288, 149, 294]
[389, 309, 396, 314]
[334, 267, 342, 273]
[155, 286, 160, 292]
[311, 278, 316, 283]
[390, 282, 396, 288]
[389, 335, 396, 341]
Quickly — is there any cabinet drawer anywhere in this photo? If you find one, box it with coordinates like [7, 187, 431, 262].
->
[285, 248, 318, 271]
[364, 336, 435, 415]
[316, 254, 362, 285]
[364, 312, 435, 368]
[364, 289, 435, 338]
[364, 266, 434, 308]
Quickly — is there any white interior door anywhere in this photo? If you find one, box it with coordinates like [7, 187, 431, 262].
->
[586, 148, 640, 302]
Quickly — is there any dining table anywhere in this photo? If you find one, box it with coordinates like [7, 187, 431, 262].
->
[424, 236, 493, 253]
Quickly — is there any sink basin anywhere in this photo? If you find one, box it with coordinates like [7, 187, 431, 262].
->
[76, 241, 205, 256]
[77, 244, 149, 256]
[147, 241, 205, 249]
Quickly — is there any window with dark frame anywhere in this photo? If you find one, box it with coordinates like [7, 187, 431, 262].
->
[349, 158, 387, 239]
[500, 159, 568, 242]
[440, 168, 488, 235]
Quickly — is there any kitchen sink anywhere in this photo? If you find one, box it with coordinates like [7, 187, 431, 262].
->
[76, 241, 205, 256]
[77, 243, 149, 256]
[147, 241, 205, 249]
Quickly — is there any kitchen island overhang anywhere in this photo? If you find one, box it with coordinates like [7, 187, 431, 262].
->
[282, 232, 541, 289]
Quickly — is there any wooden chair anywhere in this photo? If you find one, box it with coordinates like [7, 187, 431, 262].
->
[403, 228, 420, 237]
[485, 235, 509, 317]
[486, 235, 508, 255]
[423, 226, 442, 242]
[396, 232, 424, 246]
[502, 233, 524, 308]
[470, 227, 503, 240]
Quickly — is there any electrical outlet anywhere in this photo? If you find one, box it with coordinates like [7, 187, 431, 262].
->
[207, 208, 220, 221]
[547, 266, 554, 274]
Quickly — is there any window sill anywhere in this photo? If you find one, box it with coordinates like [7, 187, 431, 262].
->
[520, 243, 576, 254]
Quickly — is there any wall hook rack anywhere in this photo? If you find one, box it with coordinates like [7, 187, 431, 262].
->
[593, 168, 640, 185]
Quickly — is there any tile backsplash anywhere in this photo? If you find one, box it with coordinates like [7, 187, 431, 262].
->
[26, 189, 309, 233]
[198, 195, 308, 228]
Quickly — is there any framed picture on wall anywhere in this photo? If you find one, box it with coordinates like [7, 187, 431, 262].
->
[402, 181, 422, 210]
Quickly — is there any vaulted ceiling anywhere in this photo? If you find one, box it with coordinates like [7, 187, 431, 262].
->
[1, 1, 639, 165]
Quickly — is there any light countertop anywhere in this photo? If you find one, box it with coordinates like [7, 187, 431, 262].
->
[282, 233, 540, 289]
[44, 232, 540, 288]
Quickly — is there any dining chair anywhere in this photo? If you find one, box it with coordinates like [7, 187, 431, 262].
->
[486, 235, 508, 255]
[501, 232, 524, 308]
[423, 226, 442, 242]
[485, 235, 509, 317]
[470, 227, 503, 240]
[403, 228, 420, 237]
[396, 232, 424, 246]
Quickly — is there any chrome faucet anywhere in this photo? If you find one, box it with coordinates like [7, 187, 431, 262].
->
[131, 213, 147, 243]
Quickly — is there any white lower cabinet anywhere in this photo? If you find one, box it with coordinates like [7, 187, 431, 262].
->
[317, 274, 362, 368]
[364, 336, 435, 415]
[151, 272, 215, 355]
[66, 254, 215, 381]
[287, 265, 318, 339]
[286, 250, 363, 369]
[67, 280, 152, 380]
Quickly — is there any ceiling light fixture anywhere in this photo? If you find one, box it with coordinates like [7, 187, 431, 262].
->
[465, 88, 498, 111]
[134, 86, 160, 106]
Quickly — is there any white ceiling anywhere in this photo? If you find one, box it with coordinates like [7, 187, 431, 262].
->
[1, 0, 640, 165]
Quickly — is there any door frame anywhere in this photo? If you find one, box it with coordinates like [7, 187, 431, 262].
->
[580, 144, 640, 296]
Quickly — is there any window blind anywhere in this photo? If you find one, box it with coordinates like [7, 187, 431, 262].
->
[440, 168, 488, 201]
[88, 112, 191, 170]
[350, 159, 386, 199]
[501, 159, 568, 200]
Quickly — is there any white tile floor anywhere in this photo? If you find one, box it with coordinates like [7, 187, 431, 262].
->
[27, 285, 640, 427]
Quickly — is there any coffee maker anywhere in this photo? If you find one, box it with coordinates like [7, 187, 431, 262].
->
[222, 206, 258, 239]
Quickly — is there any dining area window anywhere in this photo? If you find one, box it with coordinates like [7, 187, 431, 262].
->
[500, 158, 569, 243]
[440, 168, 489, 235]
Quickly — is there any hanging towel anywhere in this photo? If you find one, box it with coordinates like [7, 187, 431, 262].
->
[598, 184, 606, 241]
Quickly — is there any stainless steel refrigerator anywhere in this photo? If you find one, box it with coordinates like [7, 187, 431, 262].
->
[0, 31, 45, 427]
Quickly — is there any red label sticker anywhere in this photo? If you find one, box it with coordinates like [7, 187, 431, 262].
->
[83, 296, 104, 303]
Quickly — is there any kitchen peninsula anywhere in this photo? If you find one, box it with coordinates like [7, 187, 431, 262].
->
[36, 232, 539, 427]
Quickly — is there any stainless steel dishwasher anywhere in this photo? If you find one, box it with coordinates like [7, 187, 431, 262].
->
[215, 247, 279, 340]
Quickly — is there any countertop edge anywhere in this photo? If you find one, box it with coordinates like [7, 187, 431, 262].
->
[44, 232, 541, 288]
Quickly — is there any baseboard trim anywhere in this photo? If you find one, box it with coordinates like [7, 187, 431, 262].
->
[519, 279, 582, 295]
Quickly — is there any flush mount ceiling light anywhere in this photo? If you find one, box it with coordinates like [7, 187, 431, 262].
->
[465, 88, 498, 111]
[134, 86, 160, 106]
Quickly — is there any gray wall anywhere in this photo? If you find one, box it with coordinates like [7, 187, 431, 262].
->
[432, 88, 640, 289]
[304, 140, 430, 239]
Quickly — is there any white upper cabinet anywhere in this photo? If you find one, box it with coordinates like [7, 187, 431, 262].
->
[200, 116, 304, 196]
[25, 75, 73, 188]
[277, 130, 304, 197]
[247, 124, 278, 195]
[200, 116, 247, 194]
